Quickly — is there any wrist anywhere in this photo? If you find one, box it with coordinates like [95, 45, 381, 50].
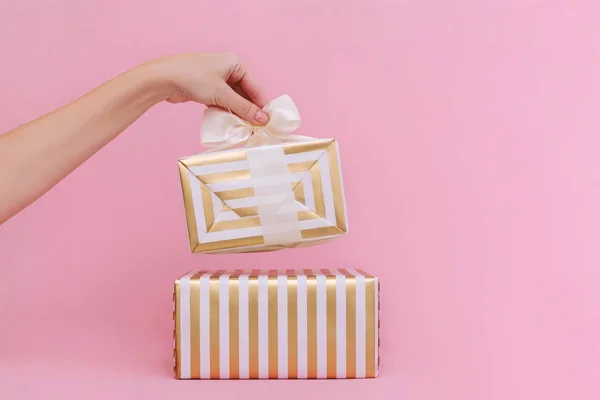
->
[127, 62, 174, 105]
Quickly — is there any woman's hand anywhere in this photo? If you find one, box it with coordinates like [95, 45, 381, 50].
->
[0, 52, 270, 224]
[145, 52, 270, 125]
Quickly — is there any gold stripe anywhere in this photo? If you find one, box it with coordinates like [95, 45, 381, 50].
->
[339, 269, 356, 378]
[180, 150, 247, 167]
[338, 269, 354, 278]
[233, 206, 258, 217]
[234, 207, 318, 219]
[213, 182, 308, 202]
[326, 141, 347, 232]
[294, 180, 305, 205]
[324, 270, 337, 378]
[283, 139, 333, 155]
[311, 160, 325, 218]
[200, 183, 215, 230]
[268, 274, 278, 378]
[209, 217, 261, 232]
[365, 277, 376, 378]
[287, 274, 298, 378]
[190, 272, 203, 378]
[178, 162, 199, 250]
[222, 203, 233, 212]
[288, 161, 316, 173]
[214, 187, 254, 200]
[248, 271, 259, 378]
[174, 280, 182, 378]
[229, 270, 243, 379]
[207, 210, 320, 233]
[301, 226, 344, 240]
[194, 236, 264, 253]
[209, 271, 225, 379]
[197, 169, 251, 184]
[356, 269, 374, 278]
[305, 269, 318, 378]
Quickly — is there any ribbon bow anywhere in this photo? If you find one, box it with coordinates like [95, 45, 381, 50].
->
[200, 95, 313, 149]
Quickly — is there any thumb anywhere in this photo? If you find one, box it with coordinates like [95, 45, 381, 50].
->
[215, 85, 269, 125]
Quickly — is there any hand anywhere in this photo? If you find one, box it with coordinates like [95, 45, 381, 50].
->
[146, 53, 270, 125]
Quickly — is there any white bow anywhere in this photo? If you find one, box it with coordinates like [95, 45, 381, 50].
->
[200, 95, 314, 149]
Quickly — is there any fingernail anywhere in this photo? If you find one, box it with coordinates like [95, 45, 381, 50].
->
[254, 110, 269, 125]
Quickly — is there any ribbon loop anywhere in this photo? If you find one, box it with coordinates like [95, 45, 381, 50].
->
[200, 95, 312, 150]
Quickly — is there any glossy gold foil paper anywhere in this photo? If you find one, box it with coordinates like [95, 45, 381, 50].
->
[173, 269, 379, 379]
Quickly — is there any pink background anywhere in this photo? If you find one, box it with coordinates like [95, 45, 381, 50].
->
[1, 1, 599, 399]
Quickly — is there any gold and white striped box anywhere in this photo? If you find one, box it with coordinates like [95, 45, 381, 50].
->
[173, 269, 379, 379]
[177, 139, 348, 253]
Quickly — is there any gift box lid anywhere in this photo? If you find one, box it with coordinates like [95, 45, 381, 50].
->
[177, 139, 348, 254]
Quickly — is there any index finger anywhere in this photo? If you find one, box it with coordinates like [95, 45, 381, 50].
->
[238, 73, 268, 109]
[228, 63, 268, 109]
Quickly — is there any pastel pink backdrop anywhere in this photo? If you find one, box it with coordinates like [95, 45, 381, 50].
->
[1, 1, 599, 399]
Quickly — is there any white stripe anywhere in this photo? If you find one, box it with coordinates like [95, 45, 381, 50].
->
[219, 274, 230, 379]
[301, 172, 315, 212]
[226, 193, 298, 209]
[285, 149, 326, 164]
[258, 275, 269, 378]
[202, 234, 341, 254]
[316, 151, 336, 225]
[277, 275, 288, 378]
[225, 197, 260, 209]
[350, 269, 366, 378]
[189, 159, 249, 176]
[374, 277, 379, 377]
[296, 275, 308, 378]
[189, 171, 207, 238]
[229, 201, 310, 213]
[245, 174, 302, 188]
[336, 273, 347, 378]
[189, 152, 326, 178]
[215, 211, 241, 222]
[212, 193, 223, 224]
[238, 275, 249, 379]
[178, 272, 195, 379]
[207, 179, 254, 192]
[206, 172, 304, 192]
[315, 270, 327, 378]
[200, 218, 334, 244]
[199, 273, 211, 379]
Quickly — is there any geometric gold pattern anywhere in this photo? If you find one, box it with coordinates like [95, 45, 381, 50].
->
[178, 139, 348, 253]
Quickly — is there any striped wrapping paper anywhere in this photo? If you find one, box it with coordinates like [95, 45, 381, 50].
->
[174, 269, 379, 379]
[177, 139, 347, 254]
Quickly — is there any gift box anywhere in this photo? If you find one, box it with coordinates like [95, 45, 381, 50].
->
[177, 96, 348, 254]
[173, 269, 379, 379]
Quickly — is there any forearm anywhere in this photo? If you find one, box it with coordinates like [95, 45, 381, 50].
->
[0, 64, 168, 224]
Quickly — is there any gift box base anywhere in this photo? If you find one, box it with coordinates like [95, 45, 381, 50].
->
[173, 269, 379, 379]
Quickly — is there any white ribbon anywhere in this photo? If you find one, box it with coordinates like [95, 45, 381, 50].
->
[200, 95, 314, 150]
[199, 95, 313, 246]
